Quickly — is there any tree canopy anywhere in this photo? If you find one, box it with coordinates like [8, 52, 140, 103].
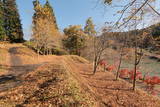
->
[84, 17, 96, 36]
[63, 25, 86, 56]
[3, 0, 24, 42]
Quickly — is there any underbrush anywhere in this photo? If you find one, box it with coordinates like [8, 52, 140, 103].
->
[23, 41, 68, 55]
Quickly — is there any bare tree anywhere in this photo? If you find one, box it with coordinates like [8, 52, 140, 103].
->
[102, 0, 160, 90]
[115, 39, 127, 80]
[93, 27, 112, 74]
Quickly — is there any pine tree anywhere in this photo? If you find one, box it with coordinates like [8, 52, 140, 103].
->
[3, 0, 23, 42]
[32, 0, 42, 31]
[44, 0, 58, 30]
[84, 17, 96, 36]
[0, 1, 6, 41]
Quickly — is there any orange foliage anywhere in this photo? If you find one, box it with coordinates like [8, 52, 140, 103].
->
[106, 65, 115, 72]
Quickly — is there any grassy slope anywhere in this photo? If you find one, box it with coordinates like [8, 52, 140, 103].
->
[0, 43, 160, 106]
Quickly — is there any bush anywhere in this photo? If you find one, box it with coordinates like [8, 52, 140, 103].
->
[51, 47, 68, 55]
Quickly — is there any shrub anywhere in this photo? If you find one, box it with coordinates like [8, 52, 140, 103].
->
[119, 69, 130, 78]
[51, 47, 68, 55]
[24, 41, 68, 55]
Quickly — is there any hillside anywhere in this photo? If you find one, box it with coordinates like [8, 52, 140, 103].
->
[0, 43, 160, 106]
[102, 22, 160, 51]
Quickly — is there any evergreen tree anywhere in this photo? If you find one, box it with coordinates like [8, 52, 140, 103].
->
[84, 17, 96, 36]
[44, 0, 58, 30]
[3, 0, 23, 42]
[63, 25, 86, 56]
[32, 0, 42, 31]
[0, 0, 6, 41]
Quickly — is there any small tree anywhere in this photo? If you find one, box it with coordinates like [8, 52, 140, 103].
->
[92, 26, 112, 74]
[84, 17, 96, 36]
[63, 25, 86, 56]
[115, 42, 127, 80]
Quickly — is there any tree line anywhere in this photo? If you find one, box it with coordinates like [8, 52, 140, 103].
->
[30, 0, 97, 56]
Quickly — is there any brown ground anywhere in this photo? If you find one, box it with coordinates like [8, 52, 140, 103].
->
[62, 56, 160, 107]
[0, 43, 160, 107]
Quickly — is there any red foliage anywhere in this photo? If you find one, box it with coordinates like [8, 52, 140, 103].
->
[158, 78, 160, 84]
[119, 69, 130, 78]
[129, 70, 142, 80]
[144, 76, 160, 94]
[98, 60, 107, 66]
[152, 76, 160, 84]
[144, 76, 152, 85]
[106, 65, 115, 72]
[144, 76, 160, 85]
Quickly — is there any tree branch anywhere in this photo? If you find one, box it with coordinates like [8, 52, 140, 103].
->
[118, 0, 149, 28]
[147, 2, 160, 16]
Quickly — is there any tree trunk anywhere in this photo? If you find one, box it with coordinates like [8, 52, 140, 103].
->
[133, 46, 138, 91]
[116, 54, 122, 80]
[93, 56, 98, 74]
[104, 65, 106, 72]
[37, 49, 40, 59]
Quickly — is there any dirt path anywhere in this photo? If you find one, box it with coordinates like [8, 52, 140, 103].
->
[0, 46, 41, 92]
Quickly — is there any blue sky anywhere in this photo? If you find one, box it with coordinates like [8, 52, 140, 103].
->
[16, 0, 160, 40]
[16, 0, 118, 40]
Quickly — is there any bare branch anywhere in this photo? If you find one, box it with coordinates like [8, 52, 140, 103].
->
[147, 2, 160, 16]
[118, 0, 149, 28]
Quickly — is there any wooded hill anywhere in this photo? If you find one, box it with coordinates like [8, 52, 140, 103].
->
[102, 23, 160, 51]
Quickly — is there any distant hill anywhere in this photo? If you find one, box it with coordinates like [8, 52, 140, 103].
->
[102, 22, 160, 50]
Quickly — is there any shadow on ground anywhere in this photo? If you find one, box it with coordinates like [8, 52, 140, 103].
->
[0, 47, 43, 92]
